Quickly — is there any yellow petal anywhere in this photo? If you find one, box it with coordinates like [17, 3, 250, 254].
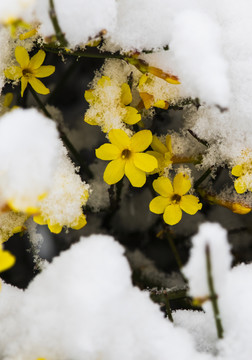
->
[84, 89, 95, 104]
[151, 135, 167, 154]
[125, 158, 146, 187]
[3, 93, 13, 107]
[0, 250, 15, 272]
[133, 152, 158, 172]
[232, 164, 243, 177]
[15, 46, 29, 68]
[103, 158, 125, 185]
[152, 176, 173, 197]
[33, 215, 47, 225]
[96, 143, 120, 160]
[232, 203, 251, 215]
[34, 65, 55, 78]
[234, 177, 247, 194]
[180, 195, 202, 215]
[139, 92, 154, 109]
[97, 76, 111, 87]
[163, 204, 182, 225]
[48, 222, 62, 234]
[71, 214, 87, 230]
[130, 130, 152, 152]
[108, 129, 130, 150]
[138, 74, 148, 87]
[121, 83, 132, 105]
[19, 28, 37, 40]
[21, 76, 28, 97]
[124, 106, 141, 125]
[173, 173, 191, 196]
[153, 100, 169, 109]
[4, 66, 22, 80]
[149, 196, 171, 214]
[166, 135, 172, 153]
[84, 113, 98, 125]
[28, 77, 50, 95]
[29, 50, 46, 69]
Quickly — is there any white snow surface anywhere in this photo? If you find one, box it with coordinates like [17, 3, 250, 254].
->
[183, 222, 232, 298]
[0, 234, 211, 360]
[0, 108, 60, 210]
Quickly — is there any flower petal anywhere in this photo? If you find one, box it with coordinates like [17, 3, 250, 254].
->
[151, 135, 167, 154]
[84, 114, 98, 125]
[0, 250, 15, 272]
[234, 177, 247, 194]
[121, 83, 132, 105]
[96, 143, 120, 160]
[163, 204, 182, 225]
[232, 164, 243, 177]
[71, 214, 87, 230]
[166, 135, 172, 153]
[48, 222, 62, 234]
[133, 152, 158, 172]
[28, 77, 50, 95]
[84, 89, 95, 104]
[15, 46, 29, 68]
[97, 76, 111, 87]
[125, 158, 146, 187]
[124, 106, 141, 125]
[149, 196, 171, 214]
[173, 173, 191, 196]
[108, 129, 130, 150]
[103, 159, 125, 185]
[180, 195, 202, 215]
[29, 50, 46, 69]
[34, 65, 55, 78]
[153, 100, 169, 109]
[152, 177, 173, 197]
[21, 76, 28, 97]
[4, 66, 22, 80]
[130, 130, 152, 152]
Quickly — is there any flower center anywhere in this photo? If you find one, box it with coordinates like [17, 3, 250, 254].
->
[121, 149, 131, 159]
[22, 68, 33, 77]
[171, 194, 181, 204]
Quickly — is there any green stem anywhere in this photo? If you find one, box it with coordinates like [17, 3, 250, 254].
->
[49, 0, 68, 47]
[205, 244, 224, 339]
[43, 43, 123, 60]
[29, 86, 93, 178]
[194, 167, 213, 189]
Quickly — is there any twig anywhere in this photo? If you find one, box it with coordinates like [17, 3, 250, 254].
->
[49, 0, 68, 47]
[29, 85, 93, 178]
[188, 129, 209, 147]
[205, 244, 224, 339]
[194, 167, 213, 189]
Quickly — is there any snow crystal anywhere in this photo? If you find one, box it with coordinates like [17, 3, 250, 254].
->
[183, 222, 232, 298]
[0, 108, 60, 211]
[0, 0, 35, 23]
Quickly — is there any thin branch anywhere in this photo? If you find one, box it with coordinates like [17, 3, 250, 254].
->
[194, 167, 213, 189]
[29, 86, 93, 178]
[205, 244, 224, 339]
[49, 0, 68, 47]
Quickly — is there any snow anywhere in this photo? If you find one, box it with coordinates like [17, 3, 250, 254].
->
[0, 235, 211, 360]
[0, 108, 60, 211]
[183, 222, 232, 297]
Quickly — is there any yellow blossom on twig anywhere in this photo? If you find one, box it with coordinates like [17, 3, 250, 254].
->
[4, 46, 55, 97]
[96, 129, 158, 187]
[149, 174, 202, 225]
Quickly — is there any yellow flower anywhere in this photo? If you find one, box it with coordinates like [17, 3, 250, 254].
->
[0, 245, 15, 273]
[96, 129, 158, 187]
[231, 164, 252, 194]
[147, 134, 172, 174]
[138, 74, 169, 110]
[84, 76, 141, 128]
[149, 174, 202, 225]
[4, 46, 55, 97]
[33, 213, 87, 234]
